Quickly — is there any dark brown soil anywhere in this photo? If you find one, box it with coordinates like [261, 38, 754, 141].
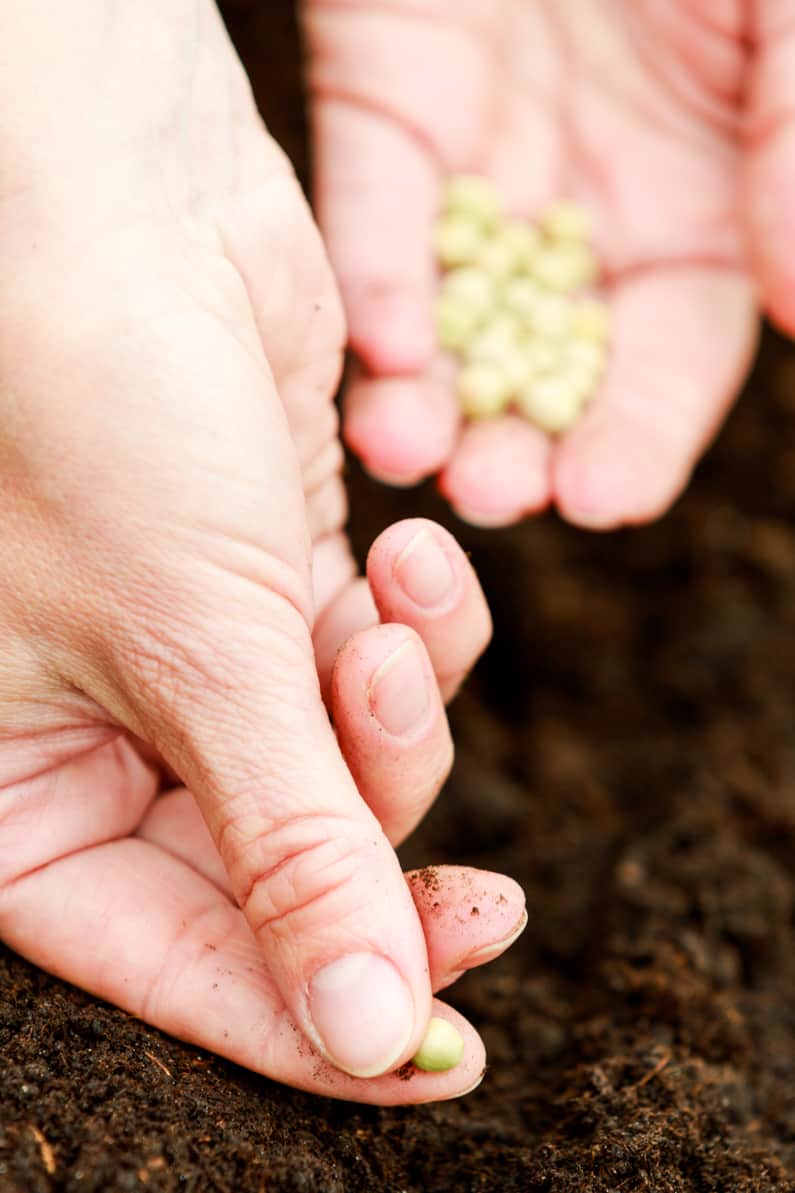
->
[2, 4, 795, 1190]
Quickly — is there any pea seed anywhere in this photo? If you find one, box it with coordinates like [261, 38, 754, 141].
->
[526, 292, 572, 339]
[503, 277, 544, 324]
[457, 361, 513, 418]
[542, 199, 592, 241]
[475, 234, 518, 280]
[466, 320, 523, 365]
[440, 267, 499, 320]
[499, 219, 541, 270]
[565, 338, 606, 378]
[517, 373, 585, 434]
[435, 294, 481, 352]
[412, 1017, 466, 1073]
[524, 336, 561, 375]
[571, 297, 610, 342]
[443, 174, 503, 228]
[433, 214, 484, 268]
[531, 246, 594, 294]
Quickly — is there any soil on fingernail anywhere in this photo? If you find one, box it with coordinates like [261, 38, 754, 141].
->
[1, 5, 794, 1193]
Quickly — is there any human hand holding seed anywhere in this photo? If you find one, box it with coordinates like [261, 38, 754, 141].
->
[0, 0, 525, 1104]
[305, 0, 758, 527]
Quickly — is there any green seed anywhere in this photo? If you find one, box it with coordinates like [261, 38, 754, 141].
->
[541, 199, 592, 241]
[412, 1017, 466, 1073]
[456, 361, 514, 418]
[503, 276, 544, 324]
[443, 174, 503, 228]
[531, 245, 596, 293]
[517, 373, 585, 434]
[433, 214, 484, 268]
[440, 267, 499, 319]
[475, 234, 518, 280]
[435, 294, 481, 352]
[571, 297, 610, 342]
[526, 291, 572, 339]
[499, 219, 541, 270]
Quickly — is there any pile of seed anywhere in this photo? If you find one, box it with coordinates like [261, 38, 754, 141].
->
[433, 175, 610, 433]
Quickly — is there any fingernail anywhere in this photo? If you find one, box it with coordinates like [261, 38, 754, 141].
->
[369, 640, 429, 736]
[464, 909, 529, 967]
[395, 529, 455, 607]
[308, 953, 415, 1078]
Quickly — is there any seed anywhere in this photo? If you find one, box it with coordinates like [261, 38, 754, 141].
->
[526, 292, 572, 339]
[565, 338, 607, 378]
[531, 245, 596, 293]
[503, 276, 545, 324]
[571, 297, 610, 342]
[435, 294, 481, 352]
[541, 199, 592, 241]
[475, 233, 518, 280]
[433, 214, 484, 268]
[412, 1017, 466, 1073]
[456, 361, 514, 418]
[517, 373, 585, 434]
[524, 336, 561, 375]
[499, 219, 542, 270]
[443, 174, 503, 228]
[440, 267, 499, 320]
[466, 320, 523, 365]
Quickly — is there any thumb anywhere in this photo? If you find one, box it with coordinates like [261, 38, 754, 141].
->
[745, 1, 795, 333]
[93, 566, 432, 1079]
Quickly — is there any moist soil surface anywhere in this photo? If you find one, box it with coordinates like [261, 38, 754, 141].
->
[2, 4, 795, 1191]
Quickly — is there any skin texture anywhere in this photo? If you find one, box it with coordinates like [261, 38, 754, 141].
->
[305, 0, 779, 528]
[0, 1, 522, 1104]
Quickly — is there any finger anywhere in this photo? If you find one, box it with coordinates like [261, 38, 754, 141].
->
[745, 2, 795, 334]
[101, 573, 435, 1083]
[137, 792, 528, 988]
[331, 624, 452, 844]
[438, 414, 553, 527]
[3, 830, 521, 1102]
[343, 364, 461, 486]
[553, 267, 758, 528]
[406, 865, 527, 992]
[0, 836, 483, 1104]
[366, 519, 492, 701]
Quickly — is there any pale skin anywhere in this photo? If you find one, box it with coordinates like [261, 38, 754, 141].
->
[2, 0, 794, 1109]
[0, 1, 522, 1105]
[306, 0, 795, 527]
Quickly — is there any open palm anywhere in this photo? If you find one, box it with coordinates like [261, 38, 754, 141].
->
[306, 0, 759, 527]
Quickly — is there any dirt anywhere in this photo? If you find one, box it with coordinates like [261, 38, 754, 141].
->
[2, 3, 795, 1190]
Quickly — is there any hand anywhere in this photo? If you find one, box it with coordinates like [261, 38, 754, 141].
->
[305, 0, 758, 528]
[0, 1, 519, 1103]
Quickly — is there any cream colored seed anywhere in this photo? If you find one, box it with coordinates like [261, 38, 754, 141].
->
[571, 297, 610, 342]
[443, 174, 503, 228]
[502, 344, 538, 393]
[466, 320, 522, 365]
[440, 267, 498, 319]
[433, 214, 484, 268]
[435, 294, 481, 352]
[542, 199, 592, 241]
[412, 1017, 466, 1073]
[456, 361, 514, 418]
[526, 292, 572, 339]
[475, 234, 518, 280]
[524, 336, 561, 375]
[499, 219, 541, 270]
[531, 245, 595, 294]
[517, 373, 585, 434]
[565, 338, 607, 376]
[503, 276, 544, 324]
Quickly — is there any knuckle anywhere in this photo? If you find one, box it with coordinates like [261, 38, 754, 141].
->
[232, 812, 378, 941]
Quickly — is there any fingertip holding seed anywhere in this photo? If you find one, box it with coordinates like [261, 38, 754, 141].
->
[412, 1017, 465, 1073]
